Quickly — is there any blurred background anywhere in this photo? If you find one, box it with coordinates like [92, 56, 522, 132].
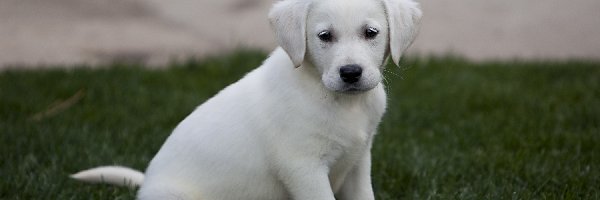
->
[2, 1, 599, 198]
[1, 0, 600, 68]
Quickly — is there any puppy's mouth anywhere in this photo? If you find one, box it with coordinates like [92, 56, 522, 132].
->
[337, 83, 374, 94]
[321, 71, 381, 94]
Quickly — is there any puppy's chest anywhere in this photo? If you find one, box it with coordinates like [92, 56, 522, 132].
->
[319, 132, 369, 167]
[315, 101, 379, 146]
[314, 107, 375, 165]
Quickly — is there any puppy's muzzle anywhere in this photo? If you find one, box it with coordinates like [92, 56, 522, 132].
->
[339, 64, 363, 83]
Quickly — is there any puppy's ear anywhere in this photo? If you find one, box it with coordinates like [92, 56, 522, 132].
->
[268, 0, 311, 67]
[382, 0, 422, 66]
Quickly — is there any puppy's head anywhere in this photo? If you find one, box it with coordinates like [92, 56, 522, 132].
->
[269, 0, 422, 94]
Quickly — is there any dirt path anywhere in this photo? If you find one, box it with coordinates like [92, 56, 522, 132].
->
[1, 0, 599, 69]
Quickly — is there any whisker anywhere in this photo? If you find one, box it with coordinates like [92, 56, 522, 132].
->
[382, 74, 390, 85]
[384, 69, 401, 78]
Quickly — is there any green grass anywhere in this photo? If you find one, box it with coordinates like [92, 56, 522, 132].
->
[1, 50, 599, 199]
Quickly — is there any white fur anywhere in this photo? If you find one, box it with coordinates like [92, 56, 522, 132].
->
[72, 0, 421, 199]
[70, 166, 144, 188]
[383, 0, 423, 66]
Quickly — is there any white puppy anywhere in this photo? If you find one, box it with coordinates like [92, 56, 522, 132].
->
[71, 0, 421, 199]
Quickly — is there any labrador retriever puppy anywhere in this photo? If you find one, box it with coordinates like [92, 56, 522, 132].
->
[71, 0, 421, 199]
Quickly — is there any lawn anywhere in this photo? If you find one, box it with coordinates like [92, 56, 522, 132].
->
[1, 50, 598, 199]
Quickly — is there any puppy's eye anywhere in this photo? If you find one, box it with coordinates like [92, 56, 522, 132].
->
[318, 30, 333, 42]
[365, 27, 379, 39]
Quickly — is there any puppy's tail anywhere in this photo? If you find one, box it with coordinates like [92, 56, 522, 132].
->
[70, 166, 144, 187]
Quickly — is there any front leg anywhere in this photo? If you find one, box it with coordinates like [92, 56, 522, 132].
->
[335, 151, 375, 200]
[268, 134, 337, 200]
[276, 159, 336, 200]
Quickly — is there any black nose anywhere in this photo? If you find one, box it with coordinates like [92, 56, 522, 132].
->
[339, 64, 363, 83]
